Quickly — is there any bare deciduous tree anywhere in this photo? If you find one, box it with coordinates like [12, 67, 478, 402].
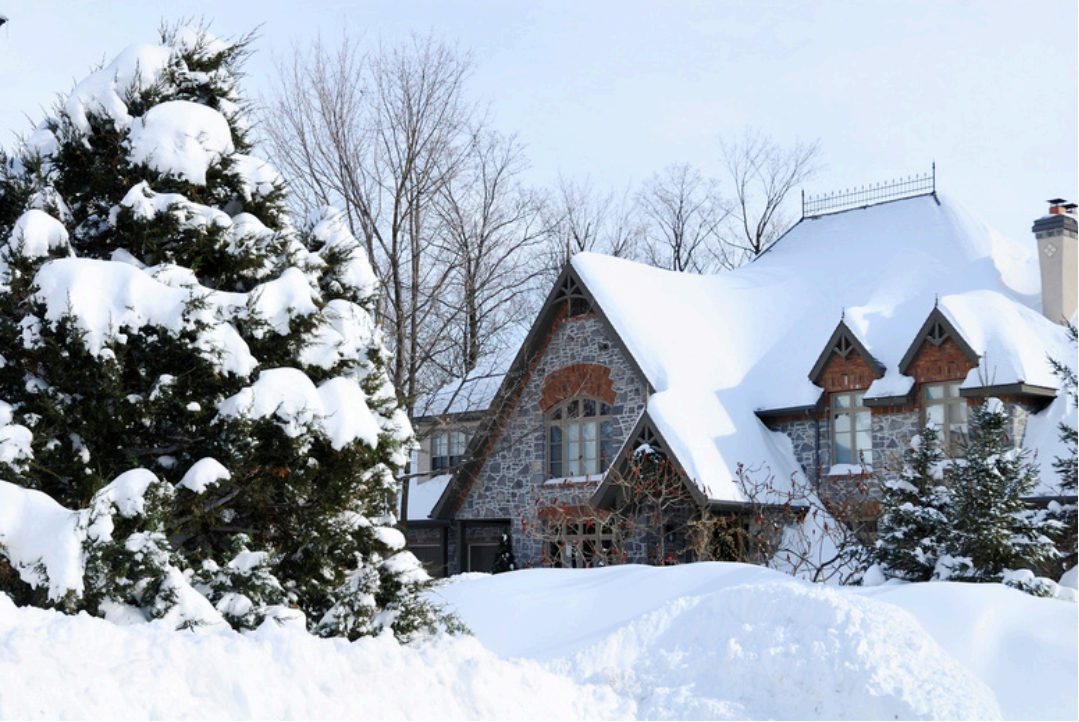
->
[540, 175, 645, 283]
[638, 163, 730, 273]
[720, 128, 823, 264]
[261, 31, 476, 411]
[434, 129, 546, 377]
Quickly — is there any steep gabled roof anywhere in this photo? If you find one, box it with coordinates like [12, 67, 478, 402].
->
[434, 194, 1077, 514]
[428, 263, 652, 520]
[571, 194, 1070, 501]
[898, 306, 979, 375]
[808, 319, 886, 384]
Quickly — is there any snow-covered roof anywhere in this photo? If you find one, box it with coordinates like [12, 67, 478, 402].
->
[572, 194, 1074, 502]
[414, 345, 516, 419]
[402, 474, 452, 520]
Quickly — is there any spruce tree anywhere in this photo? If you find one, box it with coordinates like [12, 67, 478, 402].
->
[944, 399, 1059, 582]
[872, 426, 953, 581]
[1048, 322, 1077, 567]
[491, 532, 517, 574]
[0, 25, 445, 639]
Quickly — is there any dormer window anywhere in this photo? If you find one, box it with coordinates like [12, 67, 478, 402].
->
[547, 397, 614, 478]
[432, 430, 467, 471]
[831, 391, 872, 466]
[922, 381, 968, 448]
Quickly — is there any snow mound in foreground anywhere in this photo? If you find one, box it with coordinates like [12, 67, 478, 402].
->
[560, 581, 999, 720]
[0, 594, 627, 720]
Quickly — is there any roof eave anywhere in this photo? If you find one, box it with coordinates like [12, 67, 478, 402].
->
[958, 383, 1058, 400]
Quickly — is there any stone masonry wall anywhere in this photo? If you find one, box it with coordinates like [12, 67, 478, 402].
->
[457, 313, 649, 568]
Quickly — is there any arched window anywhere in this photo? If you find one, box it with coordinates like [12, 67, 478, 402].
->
[547, 397, 615, 478]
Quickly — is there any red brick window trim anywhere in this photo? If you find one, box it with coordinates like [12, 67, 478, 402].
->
[539, 363, 616, 412]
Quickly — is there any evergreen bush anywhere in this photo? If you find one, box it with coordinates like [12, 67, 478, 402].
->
[0, 25, 449, 640]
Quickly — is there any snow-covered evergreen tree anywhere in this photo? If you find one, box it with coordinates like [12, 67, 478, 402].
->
[0, 25, 445, 639]
[491, 532, 517, 574]
[943, 399, 1059, 583]
[1048, 321, 1077, 566]
[871, 426, 953, 582]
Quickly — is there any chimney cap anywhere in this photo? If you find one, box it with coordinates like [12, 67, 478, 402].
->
[1048, 198, 1068, 205]
[1065, 203, 1078, 212]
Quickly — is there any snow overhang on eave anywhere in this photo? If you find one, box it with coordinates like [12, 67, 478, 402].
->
[959, 383, 1058, 400]
[753, 400, 822, 420]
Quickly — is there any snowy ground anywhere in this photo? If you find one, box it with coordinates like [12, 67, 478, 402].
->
[1, 564, 1075, 720]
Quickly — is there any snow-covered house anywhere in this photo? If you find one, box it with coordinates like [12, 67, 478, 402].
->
[413, 191, 1078, 575]
[403, 350, 511, 575]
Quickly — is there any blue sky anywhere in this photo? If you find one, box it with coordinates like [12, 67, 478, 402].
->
[2, 0, 1075, 245]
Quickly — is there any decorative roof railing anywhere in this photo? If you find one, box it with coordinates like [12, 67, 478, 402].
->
[802, 164, 935, 218]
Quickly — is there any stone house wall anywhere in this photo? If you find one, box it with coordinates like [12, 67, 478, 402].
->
[455, 310, 649, 570]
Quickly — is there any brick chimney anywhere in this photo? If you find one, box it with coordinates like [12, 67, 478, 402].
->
[1032, 199, 1078, 324]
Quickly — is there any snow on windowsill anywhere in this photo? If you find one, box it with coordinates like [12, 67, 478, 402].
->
[542, 473, 606, 486]
[827, 463, 873, 477]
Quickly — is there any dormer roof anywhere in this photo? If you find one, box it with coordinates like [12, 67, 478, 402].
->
[808, 319, 886, 385]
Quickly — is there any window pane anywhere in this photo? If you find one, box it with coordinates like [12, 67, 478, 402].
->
[855, 430, 872, 458]
[549, 425, 562, 444]
[926, 405, 944, 427]
[855, 410, 871, 431]
[583, 457, 599, 475]
[952, 401, 968, 423]
[568, 400, 579, 418]
[834, 412, 851, 433]
[600, 419, 613, 441]
[450, 431, 467, 455]
[567, 423, 580, 475]
[835, 434, 852, 465]
[833, 394, 850, 409]
[925, 385, 944, 401]
[433, 433, 447, 456]
[549, 460, 562, 478]
[600, 402, 612, 416]
[854, 392, 864, 406]
[551, 407, 562, 421]
[583, 399, 596, 417]
[583, 420, 597, 444]
[947, 382, 962, 397]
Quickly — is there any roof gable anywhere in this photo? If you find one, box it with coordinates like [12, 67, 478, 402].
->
[429, 261, 652, 520]
[808, 320, 885, 385]
[898, 306, 979, 375]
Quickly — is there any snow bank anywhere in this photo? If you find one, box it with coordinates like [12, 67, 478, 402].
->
[0, 563, 1074, 719]
[435, 564, 1077, 721]
[0, 594, 627, 720]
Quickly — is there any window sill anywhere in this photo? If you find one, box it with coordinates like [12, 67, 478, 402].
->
[827, 463, 873, 477]
[543, 473, 606, 486]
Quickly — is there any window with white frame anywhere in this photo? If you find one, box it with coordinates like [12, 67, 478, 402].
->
[831, 390, 873, 467]
[922, 381, 969, 448]
[547, 397, 615, 478]
[431, 430, 467, 471]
